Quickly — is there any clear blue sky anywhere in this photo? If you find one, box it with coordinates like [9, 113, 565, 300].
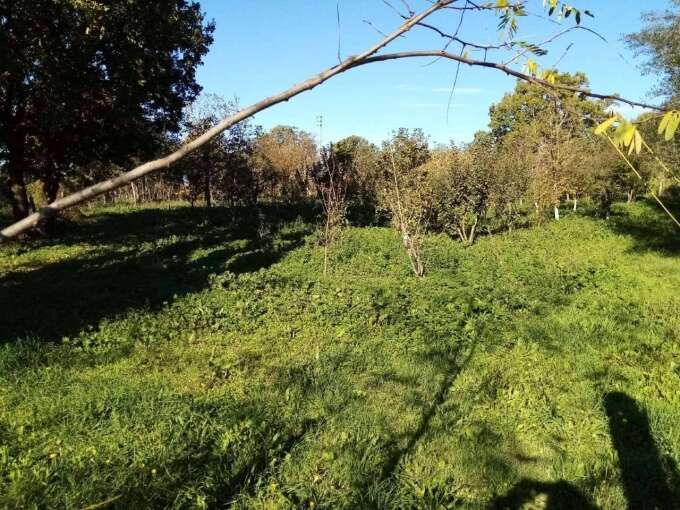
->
[196, 0, 670, 146]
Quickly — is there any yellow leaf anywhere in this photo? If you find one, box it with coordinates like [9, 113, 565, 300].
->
[525, 59, 538, 76]
[594, 116, 617, 135]
[622, 122, 636, 147]
[658, 111, 672, 135]
[665, 112, 680, 141]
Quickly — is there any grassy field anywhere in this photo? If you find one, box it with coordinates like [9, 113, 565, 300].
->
[1, 200, 679, 509]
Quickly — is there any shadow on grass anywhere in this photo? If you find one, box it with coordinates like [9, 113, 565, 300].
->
[606, 195, 680, 256]
[0, 203, 316, 345]
[490, 479, 597, 509]
[604, 391, 680, 510]
[379, 339, 478, 484]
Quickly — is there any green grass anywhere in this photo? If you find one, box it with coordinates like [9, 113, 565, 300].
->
[1, 200, 679, 509]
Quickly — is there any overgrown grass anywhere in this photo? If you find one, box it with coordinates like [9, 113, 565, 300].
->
[1, 200, 679, 509]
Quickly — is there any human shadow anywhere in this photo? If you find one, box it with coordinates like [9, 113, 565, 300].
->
[0, 203, 315, 345]
[490, 479, 598, 509]
[604, 391, 680, 510]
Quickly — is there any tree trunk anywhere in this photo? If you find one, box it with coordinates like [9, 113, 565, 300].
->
[6, 141, 30, 222]
[36, 172, 62, 234]
[204, 171, 211, 208]
[43, 174, 60, 204]
[131, 182, 139, 204]
[554, 205, 560, 220]
[573, 198, 577, 211]
[468, 215, 479, 245]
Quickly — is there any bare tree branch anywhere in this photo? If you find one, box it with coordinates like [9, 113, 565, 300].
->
[351, 50, 665, 111]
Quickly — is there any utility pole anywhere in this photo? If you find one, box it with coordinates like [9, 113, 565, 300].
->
[316, 115, 323, 153]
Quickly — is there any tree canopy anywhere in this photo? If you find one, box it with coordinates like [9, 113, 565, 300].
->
[0, 0, 215, 220]
[626, 0, 680, 105]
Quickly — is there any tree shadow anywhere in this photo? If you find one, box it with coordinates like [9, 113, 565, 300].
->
[490, 479, 598, 509]
[0, 204, 315, 345]
[604, 391, 680, 510]
[377, 337, 478, 485]
[605, 196, 680, 256]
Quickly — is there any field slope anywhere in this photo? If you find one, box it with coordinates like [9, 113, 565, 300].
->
[1, 201, 679, 509]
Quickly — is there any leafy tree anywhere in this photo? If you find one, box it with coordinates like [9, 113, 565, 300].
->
[428, 139, 495, 245]
[0, 0, 214, 220]
[378, 129, 432, 277]
[174, 94, 260, 207]
[380, 128, 430, 176]
[331, 136, 381, 214]
[251, 126, 317, 202]
[626, 1, 680, 105]
[489, 73, 611, 219]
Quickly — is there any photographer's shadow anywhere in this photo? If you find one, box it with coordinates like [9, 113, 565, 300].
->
[604, 391, 680, 510]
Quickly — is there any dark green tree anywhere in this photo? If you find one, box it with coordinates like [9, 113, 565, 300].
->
[626, 1, 680, 106]
[0, 0, 214, 221]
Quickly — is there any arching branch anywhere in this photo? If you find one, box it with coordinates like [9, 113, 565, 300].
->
[0, 0, 665, 241]
[353, 51, 664, 111]
[0, 0, 452, 240]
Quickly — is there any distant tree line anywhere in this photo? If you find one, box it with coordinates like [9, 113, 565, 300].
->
[2, 0, 679, 260]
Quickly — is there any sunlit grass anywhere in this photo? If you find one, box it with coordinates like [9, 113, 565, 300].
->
[1, 200, 679, 508]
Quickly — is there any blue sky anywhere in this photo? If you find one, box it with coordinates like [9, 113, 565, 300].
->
[196, 0, 670, 146]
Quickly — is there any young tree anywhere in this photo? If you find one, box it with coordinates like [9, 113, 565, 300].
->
[428, 139, 495, 245]
[331, 136, 381, 216]
[310, 145, 349, 275]
[379, 129, 432, 277]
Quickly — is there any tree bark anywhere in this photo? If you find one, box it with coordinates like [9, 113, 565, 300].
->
[5, 131, 30, 221]
[203, 168, 211, 208]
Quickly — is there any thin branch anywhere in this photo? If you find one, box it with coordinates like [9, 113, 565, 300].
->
[351, 50, 665, 111]
[551, 42, 573, 69]
[336, 1, 342, 64]
[446, 48, 465, 123]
